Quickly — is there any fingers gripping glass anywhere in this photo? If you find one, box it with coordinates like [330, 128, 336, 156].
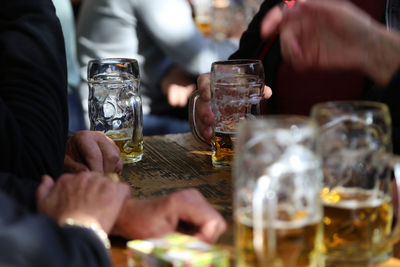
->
[189, 59, 265, 167]
[87, 58, 143, 163]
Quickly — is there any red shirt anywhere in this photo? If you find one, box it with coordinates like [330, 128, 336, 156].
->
[273, 0, 386, 115]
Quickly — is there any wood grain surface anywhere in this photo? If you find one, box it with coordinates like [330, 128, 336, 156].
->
[111, 133, 400, 267]
[121, 133, 233, 228]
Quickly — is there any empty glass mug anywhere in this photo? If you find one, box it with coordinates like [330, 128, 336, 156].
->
[88, 58, 143, 163]
[190, 59, 265, 168]
[234, 116, 324, 267]
[311, 101, 400, 266]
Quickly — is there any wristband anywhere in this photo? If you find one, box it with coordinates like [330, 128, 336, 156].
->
[62, 218, 111, 249]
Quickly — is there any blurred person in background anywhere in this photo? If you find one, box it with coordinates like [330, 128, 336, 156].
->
[191, 0, 400, 152]
[76, 0, 245, 135]
[52, 0, 86, 132]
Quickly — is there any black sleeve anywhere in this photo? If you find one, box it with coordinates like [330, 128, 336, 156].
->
[0, 172, 40, 212]
[229, 0, 281, 60]
[381, 69, 400, 154]
[0, 193, 111, 267]
[0, 0, 69, 181]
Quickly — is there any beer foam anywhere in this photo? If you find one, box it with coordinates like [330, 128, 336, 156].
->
[323, 197, 390, 209]
[322, 187, 391, 209]
[236, 208, 321, 230]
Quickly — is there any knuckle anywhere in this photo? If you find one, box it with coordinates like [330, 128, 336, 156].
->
[77, 129, 90, 139]
[77, 171, 92, 181]
[186, 188, 202, 198]
[163, 193, 176, 208]
[58, 175, 71, 185]
[99, 179, 115, 193]
[119, 183, 131, 197]
[104, 152, 120, 164]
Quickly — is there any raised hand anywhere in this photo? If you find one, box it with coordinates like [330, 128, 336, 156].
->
[260, 0, 400, 86]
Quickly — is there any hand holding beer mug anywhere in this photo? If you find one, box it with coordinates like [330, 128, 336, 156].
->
[311, 101, 400, 266]
[234, 116, 324, 267]
[88, 58, 143, 163]
[190, 59, 265, 167]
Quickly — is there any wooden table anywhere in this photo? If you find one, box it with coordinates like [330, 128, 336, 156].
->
[111, 132, 400, 267]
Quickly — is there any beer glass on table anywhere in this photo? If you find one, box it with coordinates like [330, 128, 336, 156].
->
[234, 116, 324, 267]
[192, 0, 213, 36]
[190, 59, 265, 168]
[311, 101, 400, 266]
[87, 58, 143, 163]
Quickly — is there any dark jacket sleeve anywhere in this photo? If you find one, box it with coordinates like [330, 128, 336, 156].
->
[0, 172, 40, 211]
[0, 192, 111, 267]
[229, 0, 281, 60]
[0, 0, 69, 182]
[228, 0, 282, 113]
[381, 69, 400, 154]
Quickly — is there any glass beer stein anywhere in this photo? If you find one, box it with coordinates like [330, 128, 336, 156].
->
[311, 101, 400, 266]
[234, 116, 324, 267]
[88, 58, 143, 163]
[190, 59, 265, 168]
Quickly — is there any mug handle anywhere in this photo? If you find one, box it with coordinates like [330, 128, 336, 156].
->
[132, 94, 143, 142]
[386, 154, 400, 245]
[252, 175, 282, 266]
[188, 89, 211, 146]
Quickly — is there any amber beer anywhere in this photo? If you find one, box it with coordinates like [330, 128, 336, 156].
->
[107, 132, 143, 163]
[211, 130, 236, 167]
[235, 209, 323, 267]
[321, 187, 393, 265]
[195, 20, 211, 36]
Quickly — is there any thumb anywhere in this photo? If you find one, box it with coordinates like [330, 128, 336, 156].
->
[263, 85, 273, 99]
[64, 155, 90, 173]
[36, 175, 55, 205]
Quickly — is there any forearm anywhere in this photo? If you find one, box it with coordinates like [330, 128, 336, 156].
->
[111, 198, 142, 238]
[0, 218, 111, 266]
[0, 192, 111, 267]
[0, 0, 68, 180]
[363, 23, 400, 87]
[0, 172, 40, 212]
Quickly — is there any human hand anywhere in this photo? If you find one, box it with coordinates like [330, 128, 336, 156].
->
[189, 73, 214, 143]
[64, 130, 123, 175]
[189, 73, 272, 143]
[261, 0, 374, 72]
[36, 172, 130, 233]
[161, 66, 196, 107]
[112, 189, 227, 244]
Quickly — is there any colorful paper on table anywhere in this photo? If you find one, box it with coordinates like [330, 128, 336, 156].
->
[126, 233, 229, 267]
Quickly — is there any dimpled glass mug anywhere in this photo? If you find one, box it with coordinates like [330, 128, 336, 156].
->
[88, 58, 143, 163]
[190, 59, 265, 168]
[311, 101, 400, 266]
[234, 116, 324, 267]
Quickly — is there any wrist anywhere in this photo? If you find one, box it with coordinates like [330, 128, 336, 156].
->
[61, 218, 111, 249]
[363, 23, 400, 86]
[111, 198, 137, 237]
[112, 198, 153, 239]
